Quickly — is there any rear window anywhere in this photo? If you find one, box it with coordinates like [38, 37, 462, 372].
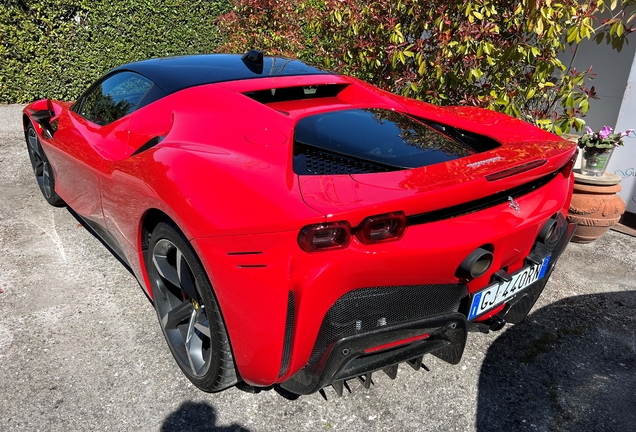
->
[293, 108, 500, 175]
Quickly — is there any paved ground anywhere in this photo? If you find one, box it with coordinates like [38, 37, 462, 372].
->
[1, 104, 635, 431]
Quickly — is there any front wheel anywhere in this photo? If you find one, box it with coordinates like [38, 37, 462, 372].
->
[25, 123, 65, 207]
[147, 222, 238, 392]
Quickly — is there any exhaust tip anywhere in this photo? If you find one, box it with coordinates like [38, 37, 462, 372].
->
[538, 217, 558, 244]
[457, 247, 493, 279]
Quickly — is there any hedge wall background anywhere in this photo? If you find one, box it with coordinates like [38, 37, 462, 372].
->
[0, 0, 231, 103]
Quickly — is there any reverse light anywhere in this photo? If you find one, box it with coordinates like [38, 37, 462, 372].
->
[298, 222, 351, 252]
[355, 211, 407, 244]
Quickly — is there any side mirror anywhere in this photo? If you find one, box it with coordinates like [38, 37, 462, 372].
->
[28, 99, 57, 139]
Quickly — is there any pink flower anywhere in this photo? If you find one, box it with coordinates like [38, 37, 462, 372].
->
[599, 125, 613, 139]
[585, 126, 594, 134]
[619, 129, 635, 138]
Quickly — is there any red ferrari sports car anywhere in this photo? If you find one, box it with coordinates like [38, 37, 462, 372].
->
[23, 51, 577, 396]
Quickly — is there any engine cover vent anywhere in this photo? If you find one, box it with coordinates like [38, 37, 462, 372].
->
[293, 144, 395, 175]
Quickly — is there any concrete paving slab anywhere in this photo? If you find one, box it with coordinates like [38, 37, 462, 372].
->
[1, 104, 635, 431]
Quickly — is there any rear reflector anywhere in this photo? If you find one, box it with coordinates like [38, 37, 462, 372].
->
[355, 211, 407, 245]
[363, 333, 430, 354]
[486, 159, 547, 181]
[298, 222, 351, 252]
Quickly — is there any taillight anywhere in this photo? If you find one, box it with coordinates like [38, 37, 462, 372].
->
[561, 148, 579, 178]
[298, 222, 351, 252]
[355, 211, 407, 245]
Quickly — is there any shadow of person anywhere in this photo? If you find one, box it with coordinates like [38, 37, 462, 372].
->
[161, 401, 252, 432]
[476, 291, 636, 432]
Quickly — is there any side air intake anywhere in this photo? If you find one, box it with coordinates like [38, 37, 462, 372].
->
[278, 291, 295, 377]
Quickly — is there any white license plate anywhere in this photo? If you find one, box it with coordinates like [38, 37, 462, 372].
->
[468, 256, 551, 321]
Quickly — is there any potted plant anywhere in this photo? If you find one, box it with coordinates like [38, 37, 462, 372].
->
[578, 126, 634, 177]
[568, 125, 633, 243]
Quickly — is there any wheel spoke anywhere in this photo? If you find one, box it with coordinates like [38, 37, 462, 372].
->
[194, 308, 211, 338]
[28, 132, 43, 174]
[162, 300, 192, 330]
[42, 163, 52, 197]
[33, 160, 43, 176]
[184, 307, 199, 375]
[193, 322, 211, 338]
[176, 249, 197, 299]
[151, 236, 215, 379]
[152, 253, 181, 289]
[28, 132, 42, 159]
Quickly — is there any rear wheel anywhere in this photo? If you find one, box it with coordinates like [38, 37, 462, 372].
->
[147, 222, 238, 392]
[25, 123, 65, 207]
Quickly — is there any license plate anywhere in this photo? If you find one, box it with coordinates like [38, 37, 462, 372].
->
[468, 256, 551, 321]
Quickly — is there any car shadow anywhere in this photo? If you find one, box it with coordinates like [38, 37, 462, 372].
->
[476, 291, 636, 432]
[161, 401, 252, 432]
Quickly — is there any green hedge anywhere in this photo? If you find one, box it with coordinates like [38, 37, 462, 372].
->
[0, 0, 231, 103]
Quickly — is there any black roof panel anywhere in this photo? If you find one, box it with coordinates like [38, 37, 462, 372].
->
[111, 54, 331, 96]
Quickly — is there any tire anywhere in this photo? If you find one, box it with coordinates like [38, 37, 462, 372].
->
[147, 222, 238, 392]
[25, 123, 65, 207]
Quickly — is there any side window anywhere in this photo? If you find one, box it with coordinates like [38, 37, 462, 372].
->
[79, 72, 153, 126]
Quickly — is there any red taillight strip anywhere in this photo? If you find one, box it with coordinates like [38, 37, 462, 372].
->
[363, 333, 431, 354]
[485, 159, 547, 181]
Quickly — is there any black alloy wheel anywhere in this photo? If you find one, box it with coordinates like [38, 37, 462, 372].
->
[147, 222, 238, 391]
[25, 123, 65, 206]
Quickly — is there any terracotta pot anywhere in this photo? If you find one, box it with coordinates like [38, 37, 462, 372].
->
[567, 182, 625, 243]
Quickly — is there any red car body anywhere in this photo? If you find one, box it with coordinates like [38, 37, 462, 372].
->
[23, 53, 577, 395]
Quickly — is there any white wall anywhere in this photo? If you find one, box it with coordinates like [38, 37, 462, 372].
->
[558, 9, 636, 131]
[606, 53, 636, 214]
[559, 8, 636, 218]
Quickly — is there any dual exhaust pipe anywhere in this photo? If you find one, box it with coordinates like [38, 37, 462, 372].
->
[456, 215, 560, 330]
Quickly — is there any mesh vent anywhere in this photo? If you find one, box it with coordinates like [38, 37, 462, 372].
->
[279, 292, 295, 377]
[309, 284, 467, 364]
[293, 144, 394, 175]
